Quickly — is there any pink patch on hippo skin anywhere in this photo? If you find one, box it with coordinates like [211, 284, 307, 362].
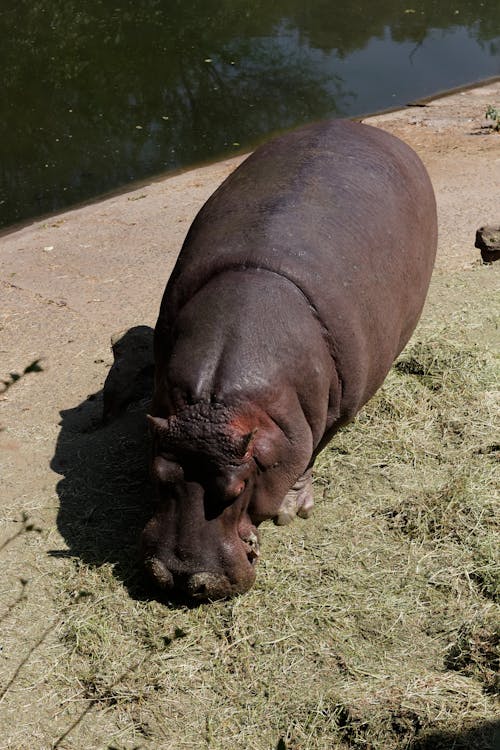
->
[228, 479, 245, 497]
[227, 413, 286, 470]
[275, 468, 314, 526]
[227, 414, 260, 434]
[214, 473, 246, 504]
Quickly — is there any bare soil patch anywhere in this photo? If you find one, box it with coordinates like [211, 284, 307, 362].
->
[1, 81, 499, 749]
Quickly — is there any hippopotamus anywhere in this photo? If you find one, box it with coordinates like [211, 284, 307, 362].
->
[142, 119, 437, 600]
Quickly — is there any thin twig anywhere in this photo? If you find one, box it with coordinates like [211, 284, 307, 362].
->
[0, 621, 58, 702]
[51, 655, 151, 749]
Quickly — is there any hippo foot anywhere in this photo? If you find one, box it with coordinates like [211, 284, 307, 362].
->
[275, 469, 314, 526]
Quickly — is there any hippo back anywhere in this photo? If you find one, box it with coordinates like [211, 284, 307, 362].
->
[157, 119, 437, 424]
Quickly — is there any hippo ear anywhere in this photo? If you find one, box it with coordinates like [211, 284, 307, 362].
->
[239, 428, 258, 459]
[229, 419, 283, 468]
[146, 414, 171, 435]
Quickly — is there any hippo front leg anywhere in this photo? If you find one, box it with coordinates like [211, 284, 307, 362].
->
[275, 469, 314, 526]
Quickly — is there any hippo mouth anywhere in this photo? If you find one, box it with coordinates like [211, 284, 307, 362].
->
[142, 521, 261, 601]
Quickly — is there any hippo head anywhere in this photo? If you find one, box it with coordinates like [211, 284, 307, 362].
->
[141, 402, 310, 600]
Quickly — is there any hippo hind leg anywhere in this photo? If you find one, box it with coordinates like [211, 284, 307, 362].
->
[275, 469, 314, 526]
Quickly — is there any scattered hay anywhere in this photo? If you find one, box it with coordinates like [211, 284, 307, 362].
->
[2, 272, 498, 749]
[445, 616, 500, 696]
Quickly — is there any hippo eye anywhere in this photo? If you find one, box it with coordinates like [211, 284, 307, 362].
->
[216, 476, 246, 502]
[232, 481, 245, 497]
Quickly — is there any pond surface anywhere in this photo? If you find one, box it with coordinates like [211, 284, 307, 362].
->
[1, 0, 499, 229]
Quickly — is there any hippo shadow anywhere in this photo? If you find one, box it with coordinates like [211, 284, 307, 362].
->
[409, 718, 500, 750]
[50, 326, 157, 600]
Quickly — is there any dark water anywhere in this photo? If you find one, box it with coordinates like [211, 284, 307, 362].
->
[1, 1, 499, 229]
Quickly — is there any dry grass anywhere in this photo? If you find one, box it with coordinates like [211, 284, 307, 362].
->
[1, 267, 499, 749]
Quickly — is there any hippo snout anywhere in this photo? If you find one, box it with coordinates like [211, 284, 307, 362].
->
[144, 556, 255, 600]
[144, 557, 235, 600]
[185, 572, 234, 600]
[141, 510, 260, 601]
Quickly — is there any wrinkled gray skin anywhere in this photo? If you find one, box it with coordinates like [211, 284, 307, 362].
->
[142, 119, 437, 600]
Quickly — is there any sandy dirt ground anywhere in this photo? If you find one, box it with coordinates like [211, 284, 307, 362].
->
[0, 80, 499, 746]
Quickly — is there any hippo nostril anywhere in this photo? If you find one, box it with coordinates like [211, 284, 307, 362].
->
[186, 572, 232, 600]
[144, 557, 174, 590]
[192, 582, 208, 598]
